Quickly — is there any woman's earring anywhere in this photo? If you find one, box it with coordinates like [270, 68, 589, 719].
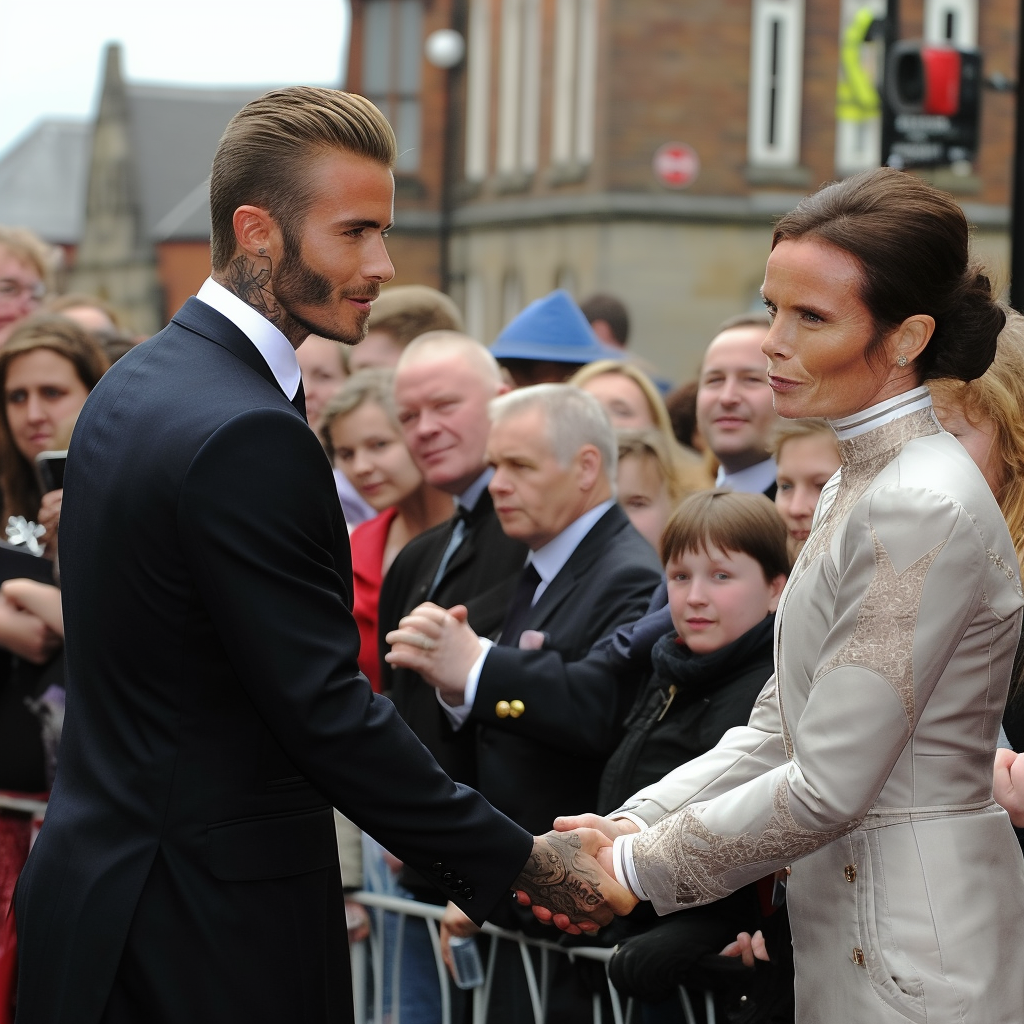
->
[258, 247, 267, 256]
[896, 354, 908, 367]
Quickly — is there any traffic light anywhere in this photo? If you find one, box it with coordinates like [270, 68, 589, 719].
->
[884, 41, 982, 167]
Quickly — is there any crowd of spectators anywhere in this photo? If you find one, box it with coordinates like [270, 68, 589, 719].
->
[1, 218, 1024, 1024]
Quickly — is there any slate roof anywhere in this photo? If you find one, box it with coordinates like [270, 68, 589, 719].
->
[0, 120, 91, 243]
[0, 82, 278, 245]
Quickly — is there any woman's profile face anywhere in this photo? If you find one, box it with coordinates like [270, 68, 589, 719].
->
[761, 239, 904, 420]
[329, 400, 423, 512]
[932, 401, 1005, 498]
[4, 348, 90, 463]
[580, 372, 655, 429]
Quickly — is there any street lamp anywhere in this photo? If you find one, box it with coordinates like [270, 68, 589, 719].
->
[425, 22, 466, 294]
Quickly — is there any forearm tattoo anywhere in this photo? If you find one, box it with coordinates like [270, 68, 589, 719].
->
[514, 832, 605, 919]
[225, 254, 281, 326]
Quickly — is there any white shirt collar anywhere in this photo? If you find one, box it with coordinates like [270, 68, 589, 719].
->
[527, 499, 616, 603]
[196, 278, 302, 401]
[456, 467, 495, 513]
[715, 458, 777, 495]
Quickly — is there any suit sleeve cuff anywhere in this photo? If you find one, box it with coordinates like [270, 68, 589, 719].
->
[435, 638, 493, 729]
[613, 834, 650, 902]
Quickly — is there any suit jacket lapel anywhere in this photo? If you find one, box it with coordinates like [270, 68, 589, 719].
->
[442, 489, 499, 583]
[172, 296, 289, 401]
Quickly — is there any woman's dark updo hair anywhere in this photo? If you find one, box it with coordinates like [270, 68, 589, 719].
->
[772, 167, 1004, 383]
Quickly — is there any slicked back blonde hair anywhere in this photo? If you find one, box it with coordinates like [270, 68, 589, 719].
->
[209, 88, 396, 271]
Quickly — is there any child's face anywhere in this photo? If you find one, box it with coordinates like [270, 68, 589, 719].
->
[666, 544, 785, 655]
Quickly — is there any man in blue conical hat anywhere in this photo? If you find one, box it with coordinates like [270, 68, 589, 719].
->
[490, 289, 621, 387]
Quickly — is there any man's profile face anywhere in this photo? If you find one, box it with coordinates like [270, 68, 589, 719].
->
[394, 351, 500, 495]
[487, 406, 589, 551]
[272, 149, 396, 346]
[695, 326, 777, 474]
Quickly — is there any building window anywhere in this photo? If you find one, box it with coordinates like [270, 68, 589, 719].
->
[834, 0, 886, 175]
[497, 0, 541, 178]
[551, 0, 597, 168]
[748, 0, 805, 168]
[465, 0, 491, 181]
[362, 0, 423, 174]
[924, 0, 977, 47]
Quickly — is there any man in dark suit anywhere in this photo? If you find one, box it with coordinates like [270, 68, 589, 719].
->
[13, 88, 627, 1024]
[378, 332, 529, 785]
[386, 384, 662, 954]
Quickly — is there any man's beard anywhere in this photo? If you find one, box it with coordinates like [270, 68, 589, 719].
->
[274, 225, 374, 346]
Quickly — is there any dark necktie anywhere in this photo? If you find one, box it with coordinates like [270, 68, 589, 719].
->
[429, 505, 471, 598]
[498, 562, 542, 647]
[292, 380, 307, 420]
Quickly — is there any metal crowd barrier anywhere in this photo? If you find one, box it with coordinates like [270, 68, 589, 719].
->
[349, 891, 716, 1024]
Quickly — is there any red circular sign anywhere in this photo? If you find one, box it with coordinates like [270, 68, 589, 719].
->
[653, 142, 700, 189]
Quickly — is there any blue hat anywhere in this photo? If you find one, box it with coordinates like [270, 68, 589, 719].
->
[490, 290, 622, 364]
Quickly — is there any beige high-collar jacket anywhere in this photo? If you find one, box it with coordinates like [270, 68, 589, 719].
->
[616, 388, 1024, 1023]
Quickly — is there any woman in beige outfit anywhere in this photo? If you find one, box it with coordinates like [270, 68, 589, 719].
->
[554, 168, 1024, 1022]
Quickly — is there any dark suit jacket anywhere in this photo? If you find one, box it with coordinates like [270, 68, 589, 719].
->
[470, 504, 662, 835]
[378, 488, 528, 788]
[14, 299, 532, 1024]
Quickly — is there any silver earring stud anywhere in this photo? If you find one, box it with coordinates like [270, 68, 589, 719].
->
[258, 247, 267, 256]
[897, 355, 907, 367]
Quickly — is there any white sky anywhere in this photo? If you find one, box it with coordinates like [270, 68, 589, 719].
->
[0, 0, 350, 158]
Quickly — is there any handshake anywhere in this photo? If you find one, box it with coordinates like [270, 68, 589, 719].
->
[386, 601, 641, 932]
[513, 814, 642, 934]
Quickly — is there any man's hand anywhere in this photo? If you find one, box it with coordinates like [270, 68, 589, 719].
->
[994, 747, 1024, 827]
[384, 603, 483, 703]
[512, 828, 637, 935]
[440, 901, 480, 977]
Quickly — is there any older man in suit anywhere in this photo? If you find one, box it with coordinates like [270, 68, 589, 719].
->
[387, 384, 662, 980]
[12, 88, 628, 1024]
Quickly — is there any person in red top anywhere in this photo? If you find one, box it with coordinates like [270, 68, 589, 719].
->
[322, 367, 452, 690]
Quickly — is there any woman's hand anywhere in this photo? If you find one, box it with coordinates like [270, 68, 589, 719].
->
[551, 813, 640, 842]
[0, 585, 62, 663]
[37, 489, 62, 560]
[993, 747, 1024, 827]
[1, 578, 64, 637]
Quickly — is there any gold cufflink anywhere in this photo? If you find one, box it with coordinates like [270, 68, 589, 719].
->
[509, 700, 524, 718]
[495, 701, 510, 718]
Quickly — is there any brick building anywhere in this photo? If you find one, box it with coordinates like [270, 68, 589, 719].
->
[347, 0, 1018, 380]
